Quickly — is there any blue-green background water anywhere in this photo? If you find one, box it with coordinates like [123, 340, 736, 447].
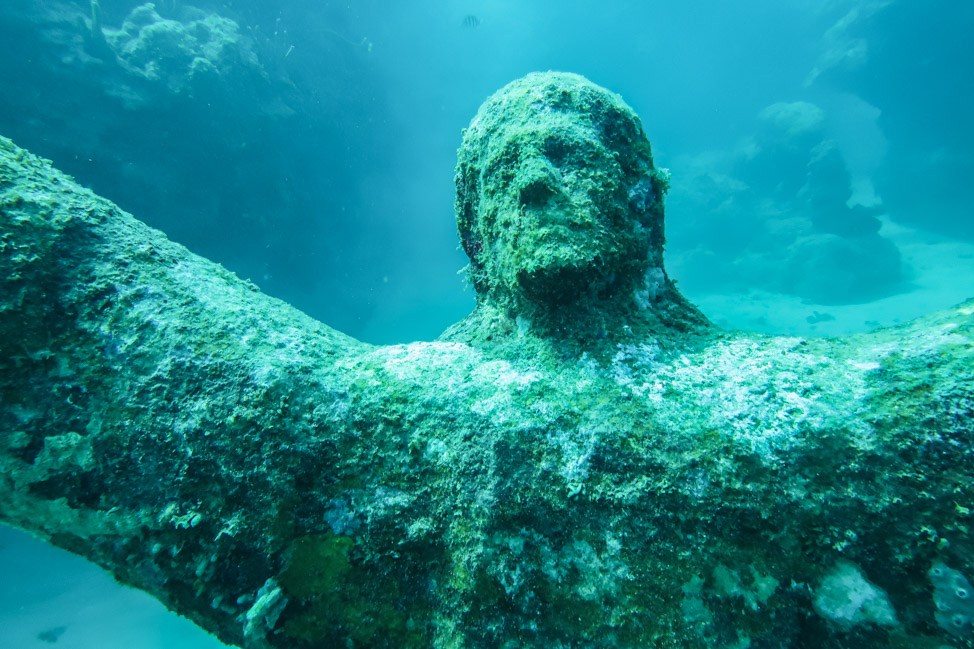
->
[1, 1, 973, 646]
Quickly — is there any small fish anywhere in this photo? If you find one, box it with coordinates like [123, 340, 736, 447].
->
[462, 14, 481, 29]
[37, 625, 68, 644]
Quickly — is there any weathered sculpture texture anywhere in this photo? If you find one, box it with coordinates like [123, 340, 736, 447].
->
[1, 72, 973, 648]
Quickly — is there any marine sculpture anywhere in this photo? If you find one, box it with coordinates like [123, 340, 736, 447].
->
[1, 72, 972, 648]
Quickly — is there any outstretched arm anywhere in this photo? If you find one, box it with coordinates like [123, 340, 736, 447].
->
[0, 136, 380, 646]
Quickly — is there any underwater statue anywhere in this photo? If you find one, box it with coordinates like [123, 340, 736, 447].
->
[1, 72, 973, 648]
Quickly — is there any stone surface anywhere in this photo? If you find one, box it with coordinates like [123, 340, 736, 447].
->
[2, 74, 974, 648]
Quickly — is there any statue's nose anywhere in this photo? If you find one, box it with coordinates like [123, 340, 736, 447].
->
[516, 156, 560, 209]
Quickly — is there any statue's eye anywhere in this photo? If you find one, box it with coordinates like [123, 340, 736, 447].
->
[483, 147, 519, 191]
[542, 137, 570, 168]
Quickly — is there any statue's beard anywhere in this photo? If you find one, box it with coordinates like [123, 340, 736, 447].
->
[515, 256, 616, 307]
[491, 202, 645, 309]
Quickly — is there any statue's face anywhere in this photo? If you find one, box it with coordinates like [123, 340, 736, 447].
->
[455, 72, 665, 311]
[479, 121, 637, 304]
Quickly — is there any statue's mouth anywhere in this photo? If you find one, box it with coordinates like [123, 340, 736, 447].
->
[516, 254, 609, 306]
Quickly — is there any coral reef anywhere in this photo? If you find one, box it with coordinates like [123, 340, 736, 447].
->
[930, 561, 974, 637]
[99, 2, 259, 95]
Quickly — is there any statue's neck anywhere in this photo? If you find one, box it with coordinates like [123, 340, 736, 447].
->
[439, 283, 713, 364]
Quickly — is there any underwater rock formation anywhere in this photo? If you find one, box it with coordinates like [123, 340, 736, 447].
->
[667, 98, 905, 306]
[1, 72, 973, 648]
[98, 2, 259, 96]
[0, 0, 385, 336]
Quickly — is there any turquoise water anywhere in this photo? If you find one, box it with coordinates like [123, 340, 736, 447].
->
[1, 1, 973, 646]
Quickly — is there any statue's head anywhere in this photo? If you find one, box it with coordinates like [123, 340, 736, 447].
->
[455, 72, 671, 317]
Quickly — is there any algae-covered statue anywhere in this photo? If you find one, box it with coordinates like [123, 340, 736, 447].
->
[1, 72, 973, 648]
